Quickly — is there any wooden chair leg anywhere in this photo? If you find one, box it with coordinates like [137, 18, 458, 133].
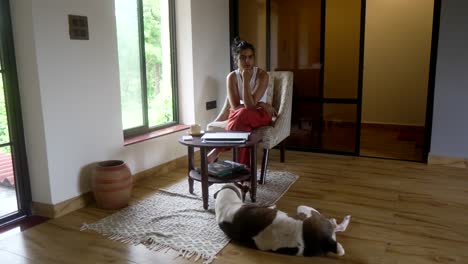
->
[280, 141, 286, 163]
[259, 148, 269, 184]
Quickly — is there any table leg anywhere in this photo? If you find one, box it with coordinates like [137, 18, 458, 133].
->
[200, 147, 209, 210]
[233, 147, 238, 162]
[250, 144, 257, 202]
[188, 146, 194, 194]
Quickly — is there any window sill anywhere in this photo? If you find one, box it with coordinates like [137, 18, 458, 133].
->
[124, 124, 190, 146]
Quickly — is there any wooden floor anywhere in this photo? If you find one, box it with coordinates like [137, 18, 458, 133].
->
[1, 150, 467, 263]
[360, 125, 425, 161]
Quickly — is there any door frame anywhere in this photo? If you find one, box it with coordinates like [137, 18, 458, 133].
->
[0, 0, 32, 226]
[423, 0, 441, 162]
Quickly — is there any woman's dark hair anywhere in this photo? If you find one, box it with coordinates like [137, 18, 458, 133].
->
[231, 37, 255, 68]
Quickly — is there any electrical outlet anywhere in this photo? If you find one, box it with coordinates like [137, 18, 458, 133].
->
[206, 100, 217, 110]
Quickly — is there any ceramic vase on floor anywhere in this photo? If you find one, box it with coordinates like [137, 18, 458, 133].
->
[91, 160, 132, 210]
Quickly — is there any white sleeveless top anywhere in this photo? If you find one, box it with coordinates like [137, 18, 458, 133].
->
[235, 67, 267, 104]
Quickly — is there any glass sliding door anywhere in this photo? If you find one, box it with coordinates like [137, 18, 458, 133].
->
[234, 0, 364, 155]
[271, 0, 363, 154]
[237, 0, 267, 69]
[270, 0, 324, 150]
[319, 0, 362, 153]
[0, 0, 32, 226]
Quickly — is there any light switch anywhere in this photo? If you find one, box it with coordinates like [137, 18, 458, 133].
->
[68, 15, 89, 40]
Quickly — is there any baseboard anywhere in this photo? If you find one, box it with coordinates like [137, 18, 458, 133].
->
[32, 152, 199, 218]
[361, 123, 425, 131]
[32, 192, 94, 219]
[428, 154, 468, 169]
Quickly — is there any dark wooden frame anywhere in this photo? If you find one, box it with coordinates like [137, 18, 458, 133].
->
[0, 0, 32, 227]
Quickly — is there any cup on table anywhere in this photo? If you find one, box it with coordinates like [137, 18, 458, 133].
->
[190, 124, 201, 135]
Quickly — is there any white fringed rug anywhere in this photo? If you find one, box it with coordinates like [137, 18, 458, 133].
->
[81, 170, 298, 264]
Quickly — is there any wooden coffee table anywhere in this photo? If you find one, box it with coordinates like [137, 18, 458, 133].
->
[178, 131, 262, 210]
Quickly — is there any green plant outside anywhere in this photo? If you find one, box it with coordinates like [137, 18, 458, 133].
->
[143, 0, 173, 127]
[0, 76, 11, 154]
[117, 0, 173, 130]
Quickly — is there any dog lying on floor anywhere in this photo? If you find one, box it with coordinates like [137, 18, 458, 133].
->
[214, 184, 351, 256]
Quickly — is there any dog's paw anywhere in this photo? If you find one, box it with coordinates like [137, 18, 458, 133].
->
[335, 215, 351, 232]
[336, 243, 345, 256]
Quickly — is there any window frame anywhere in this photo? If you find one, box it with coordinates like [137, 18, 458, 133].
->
[121, 0, 179, 139]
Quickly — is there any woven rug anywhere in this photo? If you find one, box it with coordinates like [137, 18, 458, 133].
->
[81, 170, 298, 264]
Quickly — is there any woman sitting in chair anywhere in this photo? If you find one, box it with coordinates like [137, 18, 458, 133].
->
[208, 37, 277, 167]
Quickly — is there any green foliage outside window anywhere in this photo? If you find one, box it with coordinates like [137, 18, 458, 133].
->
[116, 0, 174, 131]
[143, 0, 173, 127]
[0, 77, 11, 154]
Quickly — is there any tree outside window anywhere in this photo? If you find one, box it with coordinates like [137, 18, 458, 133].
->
[115, 0, 177, 137]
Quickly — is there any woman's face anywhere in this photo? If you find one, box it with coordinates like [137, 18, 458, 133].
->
[237, 48, 255, 70]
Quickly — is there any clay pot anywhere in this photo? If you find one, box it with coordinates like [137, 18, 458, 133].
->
[91, 160, 132, 209]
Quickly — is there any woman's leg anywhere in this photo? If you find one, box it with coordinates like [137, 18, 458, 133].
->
[207, 148, 220, 163]
[226, 108, 271, 167]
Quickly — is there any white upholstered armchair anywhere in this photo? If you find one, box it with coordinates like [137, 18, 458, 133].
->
[207, 71, 293, 184]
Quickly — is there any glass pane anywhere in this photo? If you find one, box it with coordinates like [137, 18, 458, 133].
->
[0, 76, 10, 145]
[286, 102, 321, 149]
[270, 0, 321, 71]
[238, 0, 267, 69]
[0, 145, 18, 217]
[143, 0, 174, 127]
[323, 0, 361, 99]
[115, 0, 144, 130]
[321, 103, 357, 152]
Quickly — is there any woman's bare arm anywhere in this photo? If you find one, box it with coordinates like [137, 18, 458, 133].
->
[242, 69, 268, 109]
[227, 72, 241, 110]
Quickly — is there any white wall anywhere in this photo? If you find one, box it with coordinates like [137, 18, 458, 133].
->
[362, 0, 434, 126]
[10, 0, 52, 203]
[430, 0, 468, 158]
[10, 0, 230, 205]
[176, 1, 195, 125]
[191, 0, 230, 129]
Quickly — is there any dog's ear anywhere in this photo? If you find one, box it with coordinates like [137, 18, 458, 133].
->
[297, 205, 321, 218]
[297, 205, 313, 218]
[295, 212, 308, 221]
[213, 189, 221, 199]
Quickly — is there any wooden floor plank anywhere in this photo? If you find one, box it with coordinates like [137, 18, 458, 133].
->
[1, 150, 467, 263]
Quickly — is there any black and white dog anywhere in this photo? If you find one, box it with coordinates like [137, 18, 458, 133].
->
[214, 184, 351, 256]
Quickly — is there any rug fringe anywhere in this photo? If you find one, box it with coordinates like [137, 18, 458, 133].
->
[81, 229, 218, 263]
[80, 223, 89, 231]
[143, 240, 217, 264]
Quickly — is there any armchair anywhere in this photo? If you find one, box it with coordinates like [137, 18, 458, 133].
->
[207, 71, 293, 184]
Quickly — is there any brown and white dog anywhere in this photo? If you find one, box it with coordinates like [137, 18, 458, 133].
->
[214, 184, 351, 256]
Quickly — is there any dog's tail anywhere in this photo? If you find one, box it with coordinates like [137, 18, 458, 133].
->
[324, 237, 345, 256]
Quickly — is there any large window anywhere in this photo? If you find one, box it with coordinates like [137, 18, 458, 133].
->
[115, 0, 178, 138]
